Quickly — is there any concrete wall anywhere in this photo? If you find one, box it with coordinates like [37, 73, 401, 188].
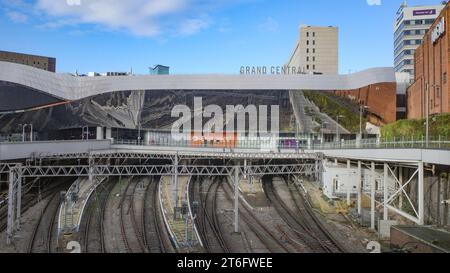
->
[0, 140, 111, 160]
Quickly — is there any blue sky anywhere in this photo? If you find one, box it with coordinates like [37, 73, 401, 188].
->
[0, 0, 444, 74]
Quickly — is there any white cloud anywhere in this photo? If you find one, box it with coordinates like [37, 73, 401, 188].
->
[258, 17, 279, 33]
[6, 11, 28, 23]
[179, 17, 211, 36]
[367, 0, 381, 6]
[3, 0, 254, 37]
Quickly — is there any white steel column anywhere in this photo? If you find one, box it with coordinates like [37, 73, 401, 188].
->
[371, 162, 376, 230]
[399, 167, 403, 209]
[357, 161, 362, 215]
[418, 161, 424, 225]
[16, 175, 22, 229]
[347, 160, 351, 206]
[6, 171, 15, 245]
[173, 154, 179, 209]
[383, 163, 389, 221]
[234, 164, 240, 233]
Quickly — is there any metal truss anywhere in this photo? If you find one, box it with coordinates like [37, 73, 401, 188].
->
[28, 149, 322, 161]
[0, 163, 17, 174]
[379, 162, 424, 225]
[12, 163, 317, 177]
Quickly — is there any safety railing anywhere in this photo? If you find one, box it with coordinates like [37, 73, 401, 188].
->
[114, 136, 450, 151]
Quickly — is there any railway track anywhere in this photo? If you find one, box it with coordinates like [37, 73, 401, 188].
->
[221, 179, 289, 253]
[143, 177, 173, 253]
[286, 178, 346, 253]
[191, 177, 230, 253]
[27, 191, 62, 253]
[0, 179, 67, 232]
[263, 177, 345, 253]
[118, 178, 147, 253]
[80, 180, 115, 253]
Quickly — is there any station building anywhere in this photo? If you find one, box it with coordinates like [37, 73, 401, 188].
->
[407, 3, 450, 119]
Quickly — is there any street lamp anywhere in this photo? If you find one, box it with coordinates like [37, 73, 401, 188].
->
[321, 121, 329, 144]
[360, 105, 369, 137]
[20, 124, 33, 142]
[82, 126, 89, 141]
[426, 84, 440, 147]
[336, 115, 345, 143]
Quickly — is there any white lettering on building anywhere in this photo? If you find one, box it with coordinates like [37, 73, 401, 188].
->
[432, 17, 445, 44]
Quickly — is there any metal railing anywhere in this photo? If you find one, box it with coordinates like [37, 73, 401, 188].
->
[312, 136, 450, 150]
[114, 136, 450, 151]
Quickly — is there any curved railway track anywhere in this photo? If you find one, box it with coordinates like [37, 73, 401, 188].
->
[0, 180, 67, 232]
[286, 178, 346, 253]
[80, 180, 115, 253]
[142, 177, 173, 253]
[190, 177, 230, 253]
[27, 191, 62, 253]
[263, 177, 345, 253]
[221, 180, 289, 253]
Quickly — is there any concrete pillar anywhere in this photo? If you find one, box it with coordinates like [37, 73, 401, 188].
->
[106, 127, 112, 140]
[96, 127, 104, 140]
[347, 160, 351, 206]
[443, 173, 449, 226]
[173, 155, 179, 209]
[371, 162, 376, 230]
[418, 161, 425, 225]
[234, 164, 240, 233]
[16, 176, 21, 229]
[144, 131, 151, 145]
[357, 161, 362, 215]
[399, 167, 403, 209]
[383, 163, 389, 221]
[6, 171, 15, 245]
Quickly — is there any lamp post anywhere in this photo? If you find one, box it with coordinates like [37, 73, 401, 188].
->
[360, 105, 369, 138]
[336, 115, 345, 143]
[21, 124, 33, 142]
[321, 121, 329, 144]
[426, 84, 441, 147]
[425, 83, 429, 148]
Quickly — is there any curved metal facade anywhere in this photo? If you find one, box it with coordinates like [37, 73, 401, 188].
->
[0, 61, 396, 111]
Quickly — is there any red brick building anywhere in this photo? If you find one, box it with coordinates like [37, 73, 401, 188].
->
[407, 3, 450, 119]
[333, 82, 397, 125]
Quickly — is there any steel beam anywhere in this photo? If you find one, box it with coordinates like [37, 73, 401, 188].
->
[357, 161, 362, 215]
[234, 164, 240, 233]
[383, 163, 388, 221]
[11, 164, 316, 178]
[418, 161, 424, 225]
[371, 162, 376, 230]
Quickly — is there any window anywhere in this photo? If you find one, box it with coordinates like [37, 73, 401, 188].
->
[307, 65, 310, 70]
[313, 65, 316, 70]
[313, 56, 316, 62]
[313, 48, 316, 53]
[312, 40, 316, 45]
[306, 32, 309, 37]
[307, 40, 309, 45]
[313, 32, 315, 37]
[306, 56, 309, 62]
[306, 48, 309, 53]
